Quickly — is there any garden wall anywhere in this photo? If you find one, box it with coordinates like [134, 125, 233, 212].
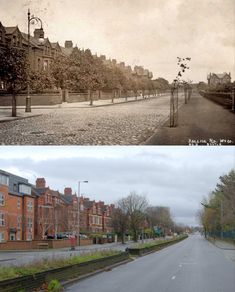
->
[0, 238, 93, 250]
[0, 92, 62, 106]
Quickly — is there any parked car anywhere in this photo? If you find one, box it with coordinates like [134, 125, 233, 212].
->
[56, 233, 69, 239]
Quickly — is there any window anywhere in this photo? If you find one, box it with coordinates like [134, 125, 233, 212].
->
[0, 232, 4, 242]
[43, 60, 48, 70]
[0, 174, 9, 186]
[17, 216, 21, 229]
[27, 232, 32, 241]
[27, 217, 33, 229]
[17, 232, 21, 240]
[0, 212, 5, 226]
[27, 201, 33, 212]
[45, 194, 52, 204]
[13, 183, 17, 192]
[0, 192, 5, 206]
[19, 184, 31, 195]
[38, 58, 41, 70]
[17, 198, 21, 209]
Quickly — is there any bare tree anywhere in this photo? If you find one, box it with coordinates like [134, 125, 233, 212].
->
[124, 192, 149, 242]
[111, 200, 129, 244]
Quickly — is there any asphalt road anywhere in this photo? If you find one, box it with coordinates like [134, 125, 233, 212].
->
[66, 235, 235, 292]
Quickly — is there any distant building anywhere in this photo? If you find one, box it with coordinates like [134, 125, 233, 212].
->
[207, 72, 231, 86]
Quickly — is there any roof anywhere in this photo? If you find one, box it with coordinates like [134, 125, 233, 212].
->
[21, 32, 42, 49]
[0, 169, 34, 197]
[209, 73, 231, 79]
[51, 42, 61, 50]
[61, 47, 73, 56]
[4, 26, 18, 35]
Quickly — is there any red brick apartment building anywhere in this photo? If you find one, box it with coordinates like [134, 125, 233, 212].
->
[0, 170, 35, 242]
[79, 197, 114, 234]
[0, 169, 114, 242]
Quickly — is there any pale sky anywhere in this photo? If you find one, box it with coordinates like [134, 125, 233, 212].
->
[0, 146, 234, 226]
[0, 0, 234, 82]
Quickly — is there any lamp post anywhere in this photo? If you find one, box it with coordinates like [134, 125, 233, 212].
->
[26, 9, 44, 112]
[77, 180, 88, 245]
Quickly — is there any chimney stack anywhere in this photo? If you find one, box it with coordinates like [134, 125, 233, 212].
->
[36, 178, 46, 188]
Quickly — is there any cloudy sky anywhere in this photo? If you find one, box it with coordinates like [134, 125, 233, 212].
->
[0, 0, 234, 82]
[0, 146, 234, 226]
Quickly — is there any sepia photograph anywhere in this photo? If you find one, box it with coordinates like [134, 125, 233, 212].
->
[0, 0, 234, 145]
[0, 1, 235, 292]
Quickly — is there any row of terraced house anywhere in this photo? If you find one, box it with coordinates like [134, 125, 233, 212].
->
[0, 169, 114, 242]
[0, 20, 153, 89]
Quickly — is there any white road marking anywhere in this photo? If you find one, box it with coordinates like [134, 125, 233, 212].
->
[171, 276, 176, 280]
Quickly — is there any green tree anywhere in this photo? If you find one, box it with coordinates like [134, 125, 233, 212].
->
[0, 46, 27, 117]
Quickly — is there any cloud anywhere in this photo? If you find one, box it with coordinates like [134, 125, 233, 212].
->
[0, 0, 234, 82]
[0, 146, 234, 226]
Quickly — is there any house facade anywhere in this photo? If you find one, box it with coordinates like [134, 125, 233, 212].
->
[207, 72, 231, 86]
[0, 169, 35, 242]
[79, 196, 114, 234]
[33, 178, 79, 239]
[0, 21, 76, 74]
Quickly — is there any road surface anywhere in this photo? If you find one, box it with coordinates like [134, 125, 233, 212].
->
[66, 234, 235, 292]
[0, 93, 185, 145]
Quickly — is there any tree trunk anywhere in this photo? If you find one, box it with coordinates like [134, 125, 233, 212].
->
[122, 232, 125, 244]
[12, 93, 17, 117]
[89, 90, 93, 106]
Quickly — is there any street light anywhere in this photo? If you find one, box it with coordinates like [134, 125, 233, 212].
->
[77, 180, 88, 245]
[26, 9, 44, 112]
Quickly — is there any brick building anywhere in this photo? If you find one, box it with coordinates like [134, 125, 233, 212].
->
[0, 21, 76, 73]
[0, 169, 35, 242]
[0, 169, 114, 242]
[79, 196, 114, 234]
[33, 178, 79, 239]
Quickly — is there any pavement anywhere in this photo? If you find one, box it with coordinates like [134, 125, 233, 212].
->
[0, 94, 161, 123]
[208, 238, 235, 262]
[145, 91, 235, 145]
[66, 234, 235, 292]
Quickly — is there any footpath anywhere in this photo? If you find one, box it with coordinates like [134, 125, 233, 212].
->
[0, 94, 157, 123]
[145, 91, 235, 145]
[208, 238, 235, 262]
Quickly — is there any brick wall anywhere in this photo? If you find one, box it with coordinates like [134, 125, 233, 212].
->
[0, 92, 62, 106]
[0, 238, 93, 250]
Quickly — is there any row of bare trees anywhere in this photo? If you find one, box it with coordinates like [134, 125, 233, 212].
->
[111, 191, 183, 243]
[198, 169, 235, 239]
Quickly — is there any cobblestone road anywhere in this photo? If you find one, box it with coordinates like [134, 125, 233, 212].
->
[0, 94, 184, 145]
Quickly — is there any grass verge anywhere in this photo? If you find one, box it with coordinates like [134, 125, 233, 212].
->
[0, 250, 119, 281]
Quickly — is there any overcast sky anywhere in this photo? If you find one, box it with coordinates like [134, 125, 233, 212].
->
[0, 146, 234, 226]
[0, 0, 234, 82]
